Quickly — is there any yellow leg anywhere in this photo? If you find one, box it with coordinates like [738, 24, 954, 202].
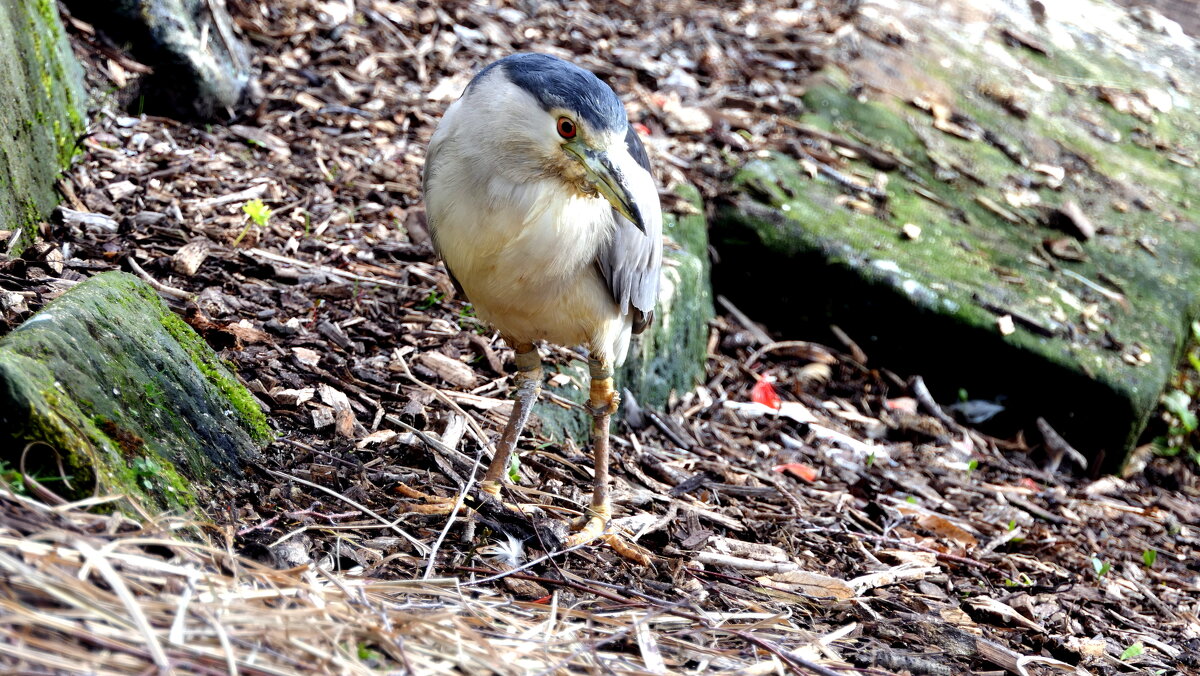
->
[392, 483, 462, 514]
[479, 344, 542, 499]
[564, 358, 653, 565]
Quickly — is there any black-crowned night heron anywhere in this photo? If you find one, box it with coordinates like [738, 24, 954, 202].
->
[422, 53, 662, 557]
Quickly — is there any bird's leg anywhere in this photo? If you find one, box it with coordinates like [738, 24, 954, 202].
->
[395, 346, 540, 515]
[563, 358, 652, 565]
[479, 344, 542, 499]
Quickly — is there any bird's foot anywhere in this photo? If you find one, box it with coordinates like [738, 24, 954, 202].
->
[587, 379, 620, 416]
[477, 481, 540, 516]
[563, 505, 654, 565]
[393, 483, 464, 515]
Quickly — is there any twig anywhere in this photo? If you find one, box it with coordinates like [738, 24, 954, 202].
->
[384, 415, 476, 474]
[820, 528, 1001, 573]
[74, 538, 172, 673]
[1060, 269, 1127, 305]
[717, 295, 773, 346]
[263, 469, 429, 554]
[245, 247, 406, 289]
[745, 340, 838, 367]
[910, 376, 959, 430]
[1036, 417, 1089, 473]
[691, 550, 799, 573]
[389, 352, 493, 453]
[454, 566, 631, 603]
[126, 256, 194, 301]
[1006, 494, 1068, 525]
[460, 541, 593, 587]
[647, 411, 692, 450]
[423, 447, 482, 580]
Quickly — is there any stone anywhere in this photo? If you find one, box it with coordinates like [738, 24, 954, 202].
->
[0, 0, 86, 254]
[537, 185, 715, 444]
[0, 272, 272, 511]
[712, 0, 1200, 470]
[63, 0, 254, 120]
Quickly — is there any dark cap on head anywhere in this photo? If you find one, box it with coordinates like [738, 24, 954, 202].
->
[472, 53, 628, 133]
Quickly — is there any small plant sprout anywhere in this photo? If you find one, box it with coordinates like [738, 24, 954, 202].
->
[1143, 549, 1157, 568]
[1091, 555, 1111, 577]
[966, 458, 979, 474]
[235, 199, 273, 246]
[1119, 642, 1144, 661]
[1001, 572, 1034, 588]
[417, 290, 444, 310]
[507, 453, 521, 483]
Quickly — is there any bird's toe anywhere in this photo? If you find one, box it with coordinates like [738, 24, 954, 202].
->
[563, 506, 654, 565]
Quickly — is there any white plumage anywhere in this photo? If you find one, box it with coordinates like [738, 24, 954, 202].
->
[421, 53, 661, 561]
[424, 59, 659, 366]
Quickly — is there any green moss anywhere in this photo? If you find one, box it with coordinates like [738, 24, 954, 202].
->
[0, 0, 85, 254]
[158, 309, 273, 444]
[1, 273, 269, 513]
[718, 42, 1200, 464]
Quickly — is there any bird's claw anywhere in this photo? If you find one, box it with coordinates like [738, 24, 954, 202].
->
[479, 480, 503, 498]
[393, 483, 464, 515]
[476, 482, 541, 516]
[563, 506, 654, 566]
[586, 388, 620, 417]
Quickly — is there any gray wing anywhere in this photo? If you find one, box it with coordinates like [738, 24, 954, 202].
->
[597, 126, 662, 334]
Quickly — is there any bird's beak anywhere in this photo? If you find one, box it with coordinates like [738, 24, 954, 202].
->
[565, 141, 647, 233]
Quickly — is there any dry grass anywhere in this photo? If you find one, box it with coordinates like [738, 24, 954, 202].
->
[0, 486, 847, 674]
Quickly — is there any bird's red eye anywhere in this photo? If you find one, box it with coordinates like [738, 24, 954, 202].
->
[557, 117, 576, 139]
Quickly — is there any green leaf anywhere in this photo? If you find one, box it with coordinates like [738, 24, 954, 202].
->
[1143, 549, 1157, 568]
[507, 454, 521, 483]
[1091, 556, 1111, 577]
[967, 459, 979, 473]
[1119, 642, 1144, 661]
[1162, 390, 1197, 432]
[242, 199, 273, 228]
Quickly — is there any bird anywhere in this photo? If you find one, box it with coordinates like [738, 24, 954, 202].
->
[422, 53, 662, 557]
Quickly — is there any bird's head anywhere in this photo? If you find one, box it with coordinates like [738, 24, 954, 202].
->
[457, 53, 655, 233]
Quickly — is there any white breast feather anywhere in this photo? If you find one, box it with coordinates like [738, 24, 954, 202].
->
[425, 75, 631, 362]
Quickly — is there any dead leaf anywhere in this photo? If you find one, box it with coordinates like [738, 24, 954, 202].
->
[417, 351, 477, 388]
[914, 513, 979, 549]
[756, 570, 854, 600]
[772, 463, 818, 482]
[1044, 237, 1087, 262]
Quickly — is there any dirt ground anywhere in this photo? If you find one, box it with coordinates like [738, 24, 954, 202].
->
[0, 1, 1198, 674]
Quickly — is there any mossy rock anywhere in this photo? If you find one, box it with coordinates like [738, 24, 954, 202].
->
[0, 272, 272, 510]
[62, 0, 252, 120]
[713, 6, 1200, 470]
[0, 0, 86, 254]
[537, 185, 715, 444]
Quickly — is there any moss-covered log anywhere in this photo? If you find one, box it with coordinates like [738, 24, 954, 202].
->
[713, 7, 1200, 470]
[0, 0, 85, 253]
[0, 272, 272, 510]
[61, 0, 252, 120]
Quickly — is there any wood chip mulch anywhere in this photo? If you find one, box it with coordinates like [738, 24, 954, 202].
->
[0, 1, 1197, 674]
